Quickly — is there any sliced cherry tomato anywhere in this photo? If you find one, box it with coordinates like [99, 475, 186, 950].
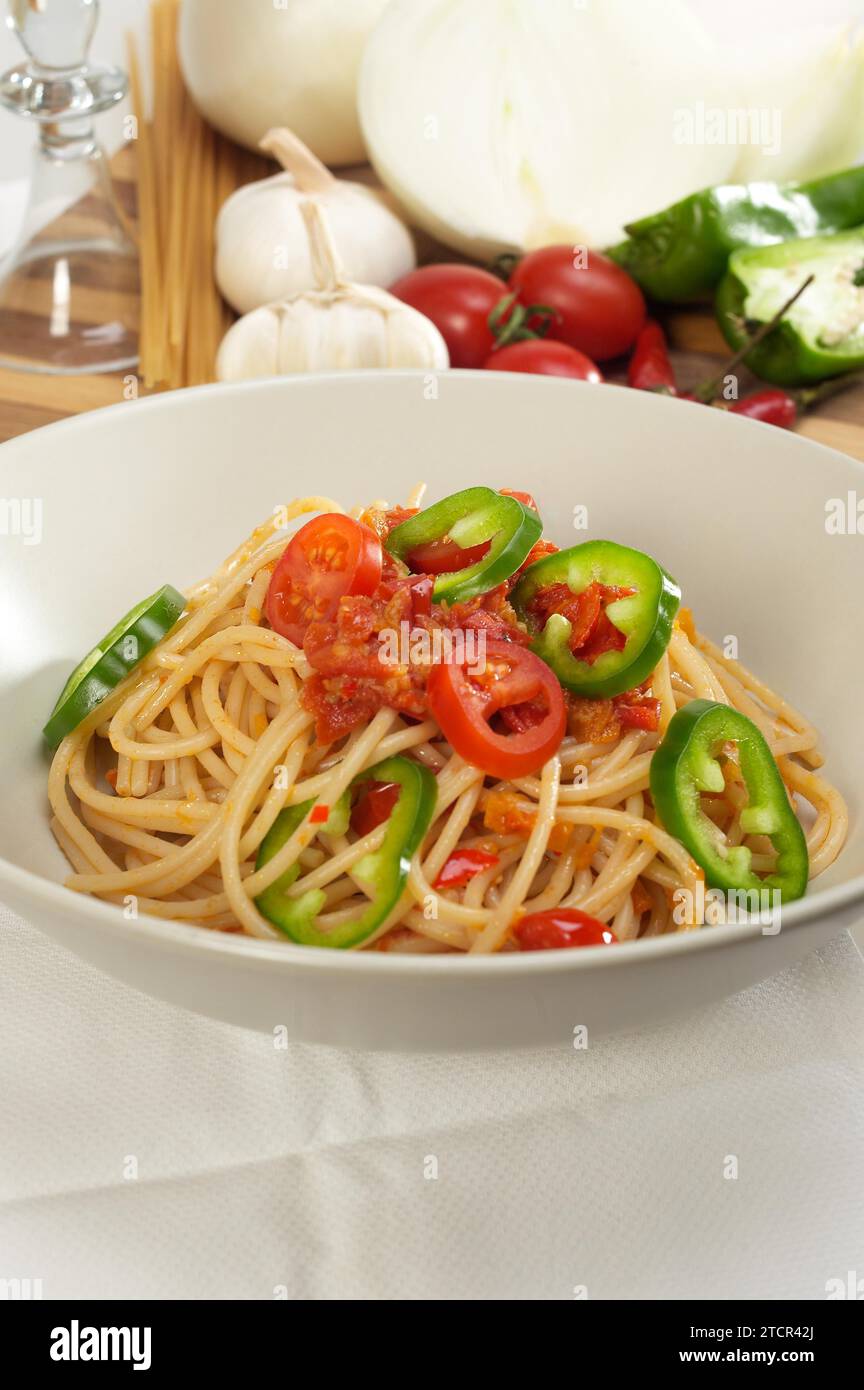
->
[350, 780, 401, 837]
[427, 638, 566, 780]
[485, 340, 603, 381]
[433, 847, 500, 890]
[508, 247, 645, 362]
[407, 537, 491, 575]
[388, 264, 508, 369]
[266, 514, 382, 647]
[515, 908, 617, 951]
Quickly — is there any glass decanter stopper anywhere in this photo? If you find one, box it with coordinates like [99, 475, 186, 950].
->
[0, 0, 139, 374]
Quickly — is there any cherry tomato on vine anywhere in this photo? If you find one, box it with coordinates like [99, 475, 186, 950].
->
[508, 247, 645, 362]
[485, 340, 603, 381]
[388, 264, 508, 368]
[266, 514, 382, 647]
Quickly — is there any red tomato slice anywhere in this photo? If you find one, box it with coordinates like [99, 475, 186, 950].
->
[407, 537, 491, 575]
[433, 848, 500, 890]
[427, 638, 566, 780]
[266, 514, 382, 647]
[515, 908, 617, 951]
[351, 781, 401, 837]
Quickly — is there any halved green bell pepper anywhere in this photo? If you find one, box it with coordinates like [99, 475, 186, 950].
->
[716, 226, 864, 385]
[43, 585, 186, 749]
[609, 165, 864, 303]
[650, 700, 808, 902]
[385, 486, 541, 604]
[510, 541, 680, 699]
[254, 755, 437, 948]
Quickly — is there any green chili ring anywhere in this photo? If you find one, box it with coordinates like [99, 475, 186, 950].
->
[649, 699, 809, 903]
[42, 585, 186, 750]
[255, 755, 437, 948]
[385, 485, 541, 604]
[511, 540, 680, 699]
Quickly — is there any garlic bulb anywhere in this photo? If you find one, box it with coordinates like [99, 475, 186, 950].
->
[216, 128, 416, 315]
[216, 202, 449, 382]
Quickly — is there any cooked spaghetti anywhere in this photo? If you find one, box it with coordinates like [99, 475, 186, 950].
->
[46, 487, 847, 954]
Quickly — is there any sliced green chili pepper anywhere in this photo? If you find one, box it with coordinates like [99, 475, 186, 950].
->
[42, 585, 186, 749]
[385, 486, 541, 604]
[254, 755, 437, 948]
[650, 700, 808, 903]
[609, 165, 864, 303]
[510, 541, 680, 699]
[716, 227, 864, 385]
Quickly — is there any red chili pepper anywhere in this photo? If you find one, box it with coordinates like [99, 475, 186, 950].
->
[350, 781, 400, 837]
[499, 488, 539, 512]
[309, 804, 330, 824]
[614, 696, 661, 732]
[408, 573, 434, 619]
[515, 907, 618, 951]
[729, 389, 797, 429]
[627, 320, 677, 395]
[433, 847, 500, 890]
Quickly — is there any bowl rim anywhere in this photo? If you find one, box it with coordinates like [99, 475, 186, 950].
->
[2, 370, 862, 976]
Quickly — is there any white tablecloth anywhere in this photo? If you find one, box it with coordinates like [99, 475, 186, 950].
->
[1, 905, 862, 1301]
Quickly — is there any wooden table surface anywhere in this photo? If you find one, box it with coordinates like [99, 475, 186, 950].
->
[3, 144, 864, 461]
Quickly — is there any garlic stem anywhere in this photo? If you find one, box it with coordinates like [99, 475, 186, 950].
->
[300, 200, 347, 292]
[259, 127, 336, 194]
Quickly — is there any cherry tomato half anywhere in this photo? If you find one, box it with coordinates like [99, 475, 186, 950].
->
[266, 513, 382, 648]
[389, 264, 508, 369]
[509, 247, 645, 362]
[427, 638, 566, 780]
[515, 908, 617, 951]
[485, 340, 603, 381]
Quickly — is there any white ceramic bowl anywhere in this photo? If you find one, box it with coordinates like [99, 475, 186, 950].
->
[1, 372, 862, 1050]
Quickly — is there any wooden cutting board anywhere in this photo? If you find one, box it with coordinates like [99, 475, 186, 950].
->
[2, 143, 864, 461]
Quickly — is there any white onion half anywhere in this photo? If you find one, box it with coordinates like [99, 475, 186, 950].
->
[358, 0, 739, 256]
[724, 26, 864, 183]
